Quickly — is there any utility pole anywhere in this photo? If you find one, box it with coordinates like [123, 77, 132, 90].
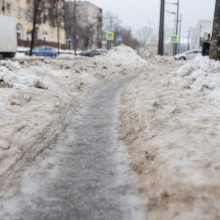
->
[73, 0, 77, 56]
[178, 13, 182, 53]
[174, 0, 180, 55]
[187, 28, 190, 50]
[107, 15, 113, 50]
[158, 0, 165, 55]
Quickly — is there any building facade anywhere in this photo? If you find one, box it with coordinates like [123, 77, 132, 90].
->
[64, 1, 103, 50]
[189, 20, 213, 50]
[0, 0, 66, 45]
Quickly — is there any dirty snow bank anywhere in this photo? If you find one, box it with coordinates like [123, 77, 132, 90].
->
[0, 60, 46, 89]
[176, 55, 220, 98]
[100, 45, 149, 67]
[121, 57, 220, 219]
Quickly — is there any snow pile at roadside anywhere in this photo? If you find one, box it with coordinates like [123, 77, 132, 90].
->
[14, 52, 31, 59]
[102, 45, 149, 66]
[121, 60, 220, 220]
[175, 56, 220, 98]
[0, 60, 46, 89]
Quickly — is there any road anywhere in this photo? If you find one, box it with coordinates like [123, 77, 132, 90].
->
[1, 75, 145, 220]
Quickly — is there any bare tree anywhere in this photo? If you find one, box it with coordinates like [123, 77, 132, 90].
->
[104, 11, 121, 32]
[136, 26, 154, 51]
[30, 0, 42, 55]
[115, 27, 140, 49]
[50, 0, 65, 54]
[29, 0, 64, 55]
[81, 24, 96, 49]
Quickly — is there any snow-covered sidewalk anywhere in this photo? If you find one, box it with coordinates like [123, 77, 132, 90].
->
[0, 46, 143, 173]
[0, 45, 147, 201]
[121, 56, 220, 220]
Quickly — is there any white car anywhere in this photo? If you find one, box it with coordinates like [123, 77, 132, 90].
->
[174, 49, 202, 60]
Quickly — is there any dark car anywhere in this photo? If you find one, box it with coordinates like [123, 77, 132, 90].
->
[80, 49, 101, 57]
[26, 46, 57, 57]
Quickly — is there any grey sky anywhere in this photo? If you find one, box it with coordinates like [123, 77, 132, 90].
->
[86, 0, 215, 36]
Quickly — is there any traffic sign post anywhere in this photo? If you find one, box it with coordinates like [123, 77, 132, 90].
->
[116, 35, 123, 44]
[66, 37, 73, 43]
[170, 35, 179, 44]
[106, 32, 115, 41]
[66, 37, 73, 54]
[106, 32, 115, 50]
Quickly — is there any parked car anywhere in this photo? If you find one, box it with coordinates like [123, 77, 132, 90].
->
[80, 49, 101, 57]
[0, 16, 17, 59]
[174, 49, 202, 60]
[26, 46, 57, 57]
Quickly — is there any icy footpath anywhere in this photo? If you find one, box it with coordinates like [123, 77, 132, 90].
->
[120, 56, 220, 220]
[0, 45, 148, 200]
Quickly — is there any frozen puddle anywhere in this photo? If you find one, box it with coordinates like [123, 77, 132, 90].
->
[1, 75, 145, 220]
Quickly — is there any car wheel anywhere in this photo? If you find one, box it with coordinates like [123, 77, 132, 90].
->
[179, 57, 186, 60]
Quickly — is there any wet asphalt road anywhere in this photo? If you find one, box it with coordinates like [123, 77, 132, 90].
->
[1, 75, 145, 220]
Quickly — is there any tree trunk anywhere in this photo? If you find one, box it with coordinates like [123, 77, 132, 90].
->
[30, 0, 41, 56]
[210, 0, 220, 60]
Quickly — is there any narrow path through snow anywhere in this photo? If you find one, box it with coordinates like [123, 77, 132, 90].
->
[1, 75, 145, 220]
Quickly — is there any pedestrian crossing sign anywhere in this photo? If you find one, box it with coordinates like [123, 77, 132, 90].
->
[106, 32, 115, 41]
[170, 35, 179, 44]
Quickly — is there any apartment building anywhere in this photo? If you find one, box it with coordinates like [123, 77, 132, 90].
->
[189, 20, 213, 49]
[0, 0, 66, 45]
[64, 1, 103, 50]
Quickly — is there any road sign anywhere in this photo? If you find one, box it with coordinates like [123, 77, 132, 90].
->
[66, 37, 73, 43]
[116, 35, 123, 43]
[106, 32, 115, 41]
[170, 35, 179, 44]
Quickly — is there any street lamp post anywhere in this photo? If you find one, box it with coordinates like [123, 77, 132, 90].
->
[179, 13, 182, 53]
[175, 0, 180, 55]
[166, 0, 180, 55]
[166, 10, 176, 55]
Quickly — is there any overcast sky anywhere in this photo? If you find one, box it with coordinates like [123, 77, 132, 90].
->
[85, 0, 215, 37]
